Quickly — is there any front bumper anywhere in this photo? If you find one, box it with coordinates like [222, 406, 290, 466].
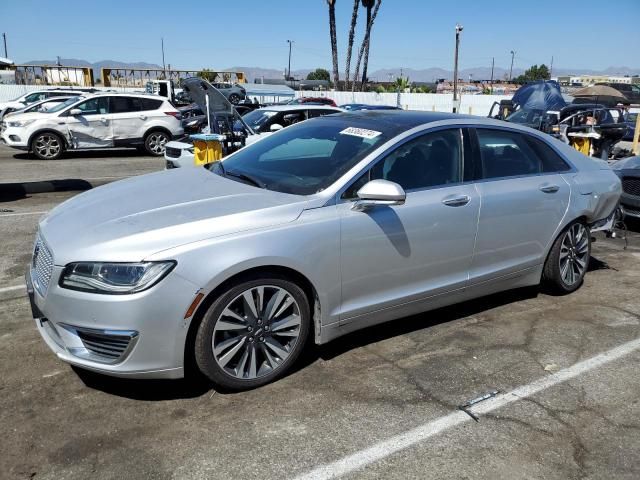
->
[164, 140, 196, 169]
[26, 262, 201, 379]
[0, 125, 29, 148]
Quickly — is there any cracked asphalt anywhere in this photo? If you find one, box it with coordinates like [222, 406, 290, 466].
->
[1, 149, 639, 480]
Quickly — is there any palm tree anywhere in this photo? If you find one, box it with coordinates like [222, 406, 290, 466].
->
[327, 0, 339, 86]
[344, 0, 360, 91]
[352, 0, 381, 92]
[360, 0, 375, 89]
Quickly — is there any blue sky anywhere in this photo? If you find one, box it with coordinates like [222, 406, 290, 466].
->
[1, 0, 639, 72]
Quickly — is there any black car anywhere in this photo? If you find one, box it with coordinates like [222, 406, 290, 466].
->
[612, 155, 640, 220]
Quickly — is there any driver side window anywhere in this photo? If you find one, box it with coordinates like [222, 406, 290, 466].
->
[74, 97, 109, 115]
[342, 129, 463, 199]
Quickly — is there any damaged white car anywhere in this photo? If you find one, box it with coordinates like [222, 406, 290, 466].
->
[0, 93, 184, 159]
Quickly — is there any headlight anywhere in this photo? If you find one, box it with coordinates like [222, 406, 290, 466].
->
[7, 119, 36, 128]
[59, 261, 176, 294]
[186, 119, 199, 127]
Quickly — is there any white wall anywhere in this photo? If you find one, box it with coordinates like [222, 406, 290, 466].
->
[294, 90, 512, 117]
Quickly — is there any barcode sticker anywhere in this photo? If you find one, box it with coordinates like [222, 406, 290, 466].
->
[339, 127, 382, 139]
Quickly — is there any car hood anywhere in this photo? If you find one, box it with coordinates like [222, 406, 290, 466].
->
[39, 167, 309, 265]
[612, 155, 640, 170]
[2, 111, 47, 121]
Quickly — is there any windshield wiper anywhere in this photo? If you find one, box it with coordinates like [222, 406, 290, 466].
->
[225, 170, 266, 189]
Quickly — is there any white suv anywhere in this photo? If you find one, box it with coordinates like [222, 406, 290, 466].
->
[0, 93, 184, 159]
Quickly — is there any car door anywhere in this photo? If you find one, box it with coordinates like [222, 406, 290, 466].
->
[63, 96, 113, 148]
[338, 127, 479, 321]
[469, 128, 572, 284]
[109, 96, 145, 143]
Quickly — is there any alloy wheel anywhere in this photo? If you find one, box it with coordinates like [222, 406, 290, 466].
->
[211, 285, 302, 380]
[147, 133, 168, 154]
[559, 223, 589, 286]
[34, 134, 61, 159]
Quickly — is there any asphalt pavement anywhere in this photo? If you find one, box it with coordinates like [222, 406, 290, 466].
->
[0, 146, 639, 480]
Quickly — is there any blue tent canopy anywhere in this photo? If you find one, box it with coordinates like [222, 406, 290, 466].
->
[511, 80, 567, 111]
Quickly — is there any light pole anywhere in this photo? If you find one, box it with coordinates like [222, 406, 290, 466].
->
[286, 40, 293, 81]
[452, 24, 463, 113]
[2, 33, 7, 58]
[509, 50, 516, 82]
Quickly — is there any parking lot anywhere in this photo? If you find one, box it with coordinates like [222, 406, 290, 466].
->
[1, 144, 640, 480]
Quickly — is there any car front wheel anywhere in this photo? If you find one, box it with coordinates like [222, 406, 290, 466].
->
[542, 221, 591, 294]
[228, 93, 241, 104]
[144, 130, 169, 156]
[31, 132, 64, 160]
[194, 274, 310, 391]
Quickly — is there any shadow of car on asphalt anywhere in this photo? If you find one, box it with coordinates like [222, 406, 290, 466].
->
[72, 285, 542, 400]
[12, 148, 152, 160]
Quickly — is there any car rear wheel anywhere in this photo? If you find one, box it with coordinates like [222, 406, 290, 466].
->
[228, 93, 241, 104]
[194, 274, 310, 391]
[144, 130, 169, 156]
[31, 132, 64, 160]
[542, 221, 591, 294]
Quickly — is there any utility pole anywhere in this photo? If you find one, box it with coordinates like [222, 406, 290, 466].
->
[2, 33, 7, 58]
[452, 24, 463, 113]
[490, 57, 495, 94]
[286, 40, 293, 81]
[509, 50, 516, 82]
[56, 56, 61, 66]
[549, 55, 554, 78]
[161, 38, 166, 74]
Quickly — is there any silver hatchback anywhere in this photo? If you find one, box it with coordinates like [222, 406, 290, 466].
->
[27, 111, 621, 390]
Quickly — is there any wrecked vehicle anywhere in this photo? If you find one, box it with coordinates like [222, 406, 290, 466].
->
[612, 155, 640, 219]
[489, 80, 627, 159]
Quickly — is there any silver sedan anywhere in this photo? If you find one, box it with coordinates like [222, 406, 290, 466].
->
[27, 111, 621, 390]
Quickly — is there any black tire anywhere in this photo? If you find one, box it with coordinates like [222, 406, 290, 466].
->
[228, 93, 241, 104]
[542, 220, 591, 295]
[194, 274, 310, 391]
[144, 130, 170, 156]
[31, 132, 65, 160]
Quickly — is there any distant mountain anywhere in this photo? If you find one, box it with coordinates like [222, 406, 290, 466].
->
[25, 59, 640, 84]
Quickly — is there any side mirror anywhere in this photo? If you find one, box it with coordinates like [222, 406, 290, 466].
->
[69, 108, 82, 116]
[269, 123, 284, 132]
[353, 179, 406, 211]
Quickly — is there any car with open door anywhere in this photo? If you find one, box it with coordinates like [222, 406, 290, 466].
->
[27, 111, 620, 390]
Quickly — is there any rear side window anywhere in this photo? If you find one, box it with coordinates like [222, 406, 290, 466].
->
[110, 96, 139, 113]
[523, 136, 571, 173]
[139, 98, 163, 111]
[476, 129, 570, 179]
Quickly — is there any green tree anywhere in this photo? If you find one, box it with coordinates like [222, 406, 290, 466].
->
[394, 75, 411, 91]
[198, 69, 217, 82]
[513, 64, 550, 84]
[306, 68, 331, 82]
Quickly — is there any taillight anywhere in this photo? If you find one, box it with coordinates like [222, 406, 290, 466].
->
[164, 111, 182, 120]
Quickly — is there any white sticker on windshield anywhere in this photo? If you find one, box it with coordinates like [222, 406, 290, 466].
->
[339, 127, 382, 139]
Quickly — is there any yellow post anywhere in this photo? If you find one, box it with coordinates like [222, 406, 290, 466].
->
[633, 112, 640, 155]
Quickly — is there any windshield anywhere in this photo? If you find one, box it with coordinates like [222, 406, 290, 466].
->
[507, 108, 545, 125]
[47, 96, 85, 113]
[235, 109, 278, 131]
[213, 117, 391, 195]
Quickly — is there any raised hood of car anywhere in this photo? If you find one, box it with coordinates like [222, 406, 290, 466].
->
[3, 111, 49, 121]
[39, 168, 309, 265]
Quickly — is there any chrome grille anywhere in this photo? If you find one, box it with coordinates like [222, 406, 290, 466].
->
[165, 146, 182, 158]
[622, 177, 640, 197]
[32, 234, 54, 296]
[76, 330, 135, 361]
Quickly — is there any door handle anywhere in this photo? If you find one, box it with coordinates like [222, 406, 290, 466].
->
[442, 194, 470, 207]
[539, 184, 560, 193]
[100, 117, 108, 124]
[139, 115, 147, 120]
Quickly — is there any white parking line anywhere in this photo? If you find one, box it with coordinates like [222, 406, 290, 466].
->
[0, 285, 25, 293]
[0, 211, 48, 218]
[293, 336, 640, 480]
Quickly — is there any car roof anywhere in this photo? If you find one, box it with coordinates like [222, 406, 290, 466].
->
[318, 110, 471, 132]
[258, 105, 342, 112]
